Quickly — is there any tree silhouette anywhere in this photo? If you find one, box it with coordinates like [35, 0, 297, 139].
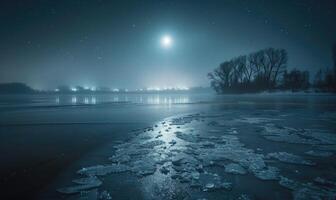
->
[333, 43, 336, 76]
[283, 69, 309, 90]
[208, 48, 288, 93]
[0, 83, 35, 94]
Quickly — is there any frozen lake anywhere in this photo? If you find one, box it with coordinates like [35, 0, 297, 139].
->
[0, 93, 336, 199]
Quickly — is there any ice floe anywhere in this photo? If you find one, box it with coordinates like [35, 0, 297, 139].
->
[77, 164, 129, 176]
[236, 117, 278, 124]
[253, 166, 279, 180]
[261, 124, 336, 146]
[279, 176, 336, 200]
[267, 152, 314, 166]
[224, 163, 247, 175]
[57, 177, 102, 194]
[58, 112, 336, 199]
[305, 150, 333, 157]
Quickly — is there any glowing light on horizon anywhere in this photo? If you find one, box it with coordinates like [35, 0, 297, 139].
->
[146, 86, 189, 91]
[177, 86, 189, 90]
[146, 87, 161, 91]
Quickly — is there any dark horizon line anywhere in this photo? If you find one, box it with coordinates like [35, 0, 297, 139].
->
[0, 82, 212, 94]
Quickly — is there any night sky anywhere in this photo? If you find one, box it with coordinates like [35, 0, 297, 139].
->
[1, 0, 335, 90]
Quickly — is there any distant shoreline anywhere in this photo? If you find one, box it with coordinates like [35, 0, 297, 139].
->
[0, 82, 335, 95]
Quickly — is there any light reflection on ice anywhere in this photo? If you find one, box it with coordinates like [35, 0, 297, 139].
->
[71, 96, 77, 104]
[84, 97, 89, 104]
[55, 96, 60, 104]
[53, 94, 190, 106]
[91, 96, 96, 104]
[57, 112, 336, 200]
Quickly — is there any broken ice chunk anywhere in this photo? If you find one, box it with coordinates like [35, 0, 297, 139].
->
[305, 150, 333, 157]
[202, 181, 232, 192]
[57, 180, 102, 194]
[195, 173, 232, 192]
[77, 164, 129, 176]
[204, 183, 214, 190]
[140, 140, 165, 148]
[160, 165, 170, 174]
[253, 166, 279, 180]
[79, 189, 98, 200]
[278, 176, 299, 190]
[224, 163, 247, 175]
[174, 131, 199, 143]
[171, 153, 199, 167]
[237, 194, 252, 200]
[267, 152, 315, 166]
[72, 176, 102, 185]
[293, 187, 336, 200]
[313, 177, 336, 187]
[278, 176, 336, 200]
[130, 159, 157, 176]
[99, 190, 112, 200]
[261, 124, 328, 145]
[237, 117, 276, 124]
[109, 154, 131, 163]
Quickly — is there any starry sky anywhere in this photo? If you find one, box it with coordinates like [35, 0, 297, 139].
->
[0, 0, 335, 90]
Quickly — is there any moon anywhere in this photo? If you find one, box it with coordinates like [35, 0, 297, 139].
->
[161, 35, 172, 48]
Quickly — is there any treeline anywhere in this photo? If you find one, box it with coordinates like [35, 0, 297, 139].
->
[208, 48, 288, 93]
[0, 83, 35, 94]
[208, 46, 336, 93]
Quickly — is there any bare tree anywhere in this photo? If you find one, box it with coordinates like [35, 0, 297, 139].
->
[235, 56, 247, 83]
[208, 47, 288, 93]
[208, 61, 234, 92]
[271, 49, 288, 86]
[333, 43, 336, 76]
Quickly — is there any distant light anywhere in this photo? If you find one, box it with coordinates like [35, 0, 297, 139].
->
[161, 35, 172, 48]
[91, 97, 96, 104]
[71, 96, 77, 104]
[54, 88, 59, 92]
[112, 88, 119, 92]
[146, 87, 160, 91]
[178, 86, 189, 90]
[146, 86, 189, 91]
[71, 87, 77, 92]
[90, 87, 96, 91]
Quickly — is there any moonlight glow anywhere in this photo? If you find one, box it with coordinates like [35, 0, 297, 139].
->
[161, 35, 172, 48]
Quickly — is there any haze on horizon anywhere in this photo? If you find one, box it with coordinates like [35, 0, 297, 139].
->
[0, 0, 335, 90]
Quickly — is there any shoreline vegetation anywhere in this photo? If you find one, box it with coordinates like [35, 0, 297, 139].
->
[208, 46, 336, 94]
